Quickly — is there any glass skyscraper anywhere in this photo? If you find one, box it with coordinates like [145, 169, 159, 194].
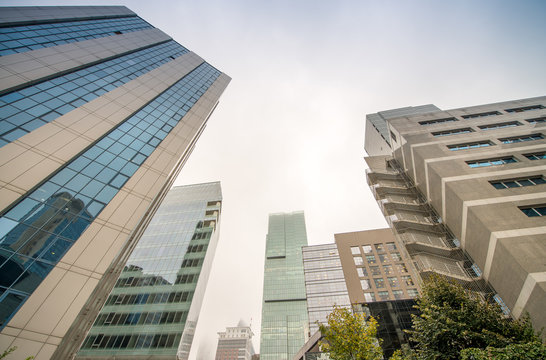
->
[0, 6, 229, 359]
[260, 211, 309, 360]
[76, 182, 222, 359]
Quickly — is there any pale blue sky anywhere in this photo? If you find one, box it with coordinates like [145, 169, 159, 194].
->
[1, 1, 545, 358]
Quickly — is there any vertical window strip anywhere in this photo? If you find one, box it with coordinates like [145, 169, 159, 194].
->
[0, 16, 153, 56]
[0, 40, 188, 147]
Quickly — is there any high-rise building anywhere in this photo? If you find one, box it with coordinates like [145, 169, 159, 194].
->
[0, 6, 229, 359]
[364, 96, 546, 333]
[302, 243, 350, 336]
[76, 182, 221, 359]
[260, 211, 309, 360]
[215, 320, 255, 360]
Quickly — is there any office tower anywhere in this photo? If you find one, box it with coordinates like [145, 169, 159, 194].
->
[0, 6, 230, 359]
[215, 321, 255, 360]
[76, 182, 221, 359]
[302, 243, 350, 336]
[364, 96, 546, 333]
[260, 211, 309, 360]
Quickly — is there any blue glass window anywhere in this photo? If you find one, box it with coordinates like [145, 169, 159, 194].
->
[490, 176, 545, 189]
[519, 205, 546, 217]
[0, 63, 220, 329]
[478, 121, 521, 130]
[0, 41, 188, 147]
[466, 157, 517, 168]
[524, 152, 546, 160]
[432, 127, 474, 137]
[499, 133, 543, 144]
[418, 117, 458, 126]
[447, 140, 492, 151]
[0, 16, 152, 56]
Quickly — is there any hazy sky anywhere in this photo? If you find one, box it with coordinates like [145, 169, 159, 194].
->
[2, 0, 546, 359]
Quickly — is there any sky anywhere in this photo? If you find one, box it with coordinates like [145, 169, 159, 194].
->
[2, 0, 546, 358]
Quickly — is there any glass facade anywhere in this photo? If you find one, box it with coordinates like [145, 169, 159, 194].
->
[0, 16, 152, 55]
[302, 244, 350, 335]
[77, 182, 222, 357]
[261, 212, 309, 360]
[0, 40, 188, 146]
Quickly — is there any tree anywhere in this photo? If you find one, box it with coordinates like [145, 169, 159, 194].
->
[318, 306, 383, 360]
[407, 275, 542, 360]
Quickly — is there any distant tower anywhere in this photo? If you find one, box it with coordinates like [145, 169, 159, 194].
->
[260, 211, 309, 360]
[215, 320, 255, 360]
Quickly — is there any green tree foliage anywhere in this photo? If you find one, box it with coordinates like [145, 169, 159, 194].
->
[460, 341, 546, 360]
[407, 275, 542, 360]
[319, 306, 383, 360]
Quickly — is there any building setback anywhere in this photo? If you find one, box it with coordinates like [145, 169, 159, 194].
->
[0, 6, 229, 359]
[76, 182, 221, 359]
[260, 211, 309, 360]
[364, 96, 546, 333]
[215, 321, 255, 360]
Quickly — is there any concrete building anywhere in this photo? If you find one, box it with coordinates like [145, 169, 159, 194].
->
[76, 182, 222, 359]
[364, 96, 546, 333]
[260, 211, 309, 360]
[215, 321, 255, 360]
[0, 6, 229, 359]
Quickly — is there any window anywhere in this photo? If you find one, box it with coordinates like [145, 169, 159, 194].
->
[490, 176, 545, 189]
[383, 265, 394, 275]
[418, 117, 458, 126]
[364, 292, 376, 302]
[388, 277, 399, 287]
[519, 205, 546, 217]
[499, 133, 543, 144]
[386, 242, 397, 251]
[402, 275, 414, 286]
[362, 245, 373, 253]
[353, 256, 364, 266]
[526, 116, 546, 124]
[432, 127, 474, 137]
[493, 294, 510, 315]
[478, 121, 522, 130]
[361, 279, 371, 290]
[378, 254, 389, 263]
[396, 264, 408, 273]
[392, 290, 404, 299]
[462, 111, 501, 119]
[447, 140, 493, 151]
[350, 246, 360, 255]
[390, 131, 397, 142]
[374, 278, 385, 288]
[407, 289, 419, 297]
[466, 156, 517, 168]
[366, 255, 377, 265]
[357, 267, 368, 277]
[374, 244, 384, 252]
[369, 266, 381, 275]
[378, 291, 390, 300]
[505, 105, 545, 113]
[524, 152, 546, 160]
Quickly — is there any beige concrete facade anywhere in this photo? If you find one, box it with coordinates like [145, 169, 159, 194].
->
[0, 6, 230, 359]
[365, 96, 546, 333]
[335, 229, 420, 305]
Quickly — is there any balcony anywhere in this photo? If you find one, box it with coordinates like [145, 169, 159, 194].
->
[414, 253, 484, 289]
[365, 167, 401, 183]
[386, 211, 443, 233]
[379, 194, 426, 213]
[370, 180, 414, 198]
[399, 230, 463, 258]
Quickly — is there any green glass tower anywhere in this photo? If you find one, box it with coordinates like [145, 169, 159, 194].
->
[260, 211, 309, 360]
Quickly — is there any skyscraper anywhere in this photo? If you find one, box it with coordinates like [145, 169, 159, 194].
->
[76, 182, 222, 359]
[364, 96, 546, 332]
[215, 321, 255, 360]
[0, 6, 229, 359]
[260, 211, 309, 360]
